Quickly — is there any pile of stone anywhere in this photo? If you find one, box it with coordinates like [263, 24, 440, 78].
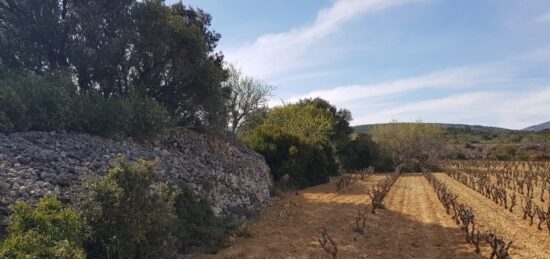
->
[0, 129, 272, 239]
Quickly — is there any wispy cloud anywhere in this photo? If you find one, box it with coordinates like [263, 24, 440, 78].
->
[353, 87, 550, 129]
[535, 11, 550, 23]
[283, 66, 503, 105]
[277, 50, 550, 129]
[225, 0, 427, 79]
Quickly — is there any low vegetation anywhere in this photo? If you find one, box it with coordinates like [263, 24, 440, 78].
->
[0, 159, 237, 257]
[0, 197, 86, 258]
[0, 72, 171, 138]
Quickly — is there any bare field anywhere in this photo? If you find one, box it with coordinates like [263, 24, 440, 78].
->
[196, 174, 489, 259]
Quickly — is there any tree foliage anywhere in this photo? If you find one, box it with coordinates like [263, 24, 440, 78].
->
[370, 121, 445, 172]
[243, 125, 337, 187]
[77, 159, 177, 258]
[75, 159, 235, 257]
[297, 97, 353, 147]
[263, 104, 334, 144]
[338, 134, 379, 171]
[224, 64, 274, 133]
[0, 0, 228, 130]
[0, 72, 171, 138]
[242, 100, 344, 188]
[0, 197, 86, 259]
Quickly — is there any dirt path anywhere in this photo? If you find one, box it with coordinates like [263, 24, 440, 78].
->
[379, 174, 480, 259]
[436, 173, 550, 259]
[197, 174, 481, 259]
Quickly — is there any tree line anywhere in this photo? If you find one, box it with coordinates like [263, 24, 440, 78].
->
[1, 0, 228, 134]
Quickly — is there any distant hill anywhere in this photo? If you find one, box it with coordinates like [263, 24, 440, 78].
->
[353, 123, 513, 134]
[523, 121, 550, 132]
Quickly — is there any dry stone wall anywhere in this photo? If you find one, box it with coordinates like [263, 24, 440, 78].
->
[0, 129, 272, 239]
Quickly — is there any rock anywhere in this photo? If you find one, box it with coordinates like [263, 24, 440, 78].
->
[17, 156, 31, 165]
[0, 129, 272, 236]
[0, 181, 9, 190]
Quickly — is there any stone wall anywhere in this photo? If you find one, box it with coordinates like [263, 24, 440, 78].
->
[0, 129, 272, 239]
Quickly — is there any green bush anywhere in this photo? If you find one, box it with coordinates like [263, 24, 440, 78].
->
[0, 72, 171, 138]
[77, 159, 235, 256]
[0, 72, 72, 132]
[243, 125, 338, 188]
[0, 197, 86, 259]
[491, 145, 517, 161]
[281, 142, 338, 187]
[77, 159, 176, 258]
[173, 188, 236, 253]
[338, 134, 378, 171]
[68, 94, 171, 139]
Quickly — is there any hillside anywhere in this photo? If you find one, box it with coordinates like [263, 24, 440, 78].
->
[354, 123, 513, 134]
[523, 121, 550, 132]
[354, 122, 550, 146]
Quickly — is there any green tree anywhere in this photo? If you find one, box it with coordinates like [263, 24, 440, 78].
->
[0, 197, 86, 259]
[263, 104, 334, 144]
[0, 0, 229, 130]
[129, 1, 229, 129]
[371, 121, 445, 172]
[224, 64, 274, 133]
[338, 134, 378, 171]
[297, 97, 353, 147]
[237, 106, 270, 134]
[0, 0, 70, 74]
[243, 124, 337, 187]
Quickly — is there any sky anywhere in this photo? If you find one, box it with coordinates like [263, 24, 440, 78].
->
[176, 0, 550, 129]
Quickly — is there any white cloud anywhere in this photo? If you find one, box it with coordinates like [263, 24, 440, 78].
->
[282, 65, 503, 105]
[225, 0, 426, 79]
[535, 11, 550, 23]
[351, 87, 550, 129]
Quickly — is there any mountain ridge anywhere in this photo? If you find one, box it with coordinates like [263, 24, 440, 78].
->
[523, 121, 550, 132]
[353, 123, 513, 134]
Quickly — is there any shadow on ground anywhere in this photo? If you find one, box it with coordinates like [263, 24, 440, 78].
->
[195, 174, 485, 259]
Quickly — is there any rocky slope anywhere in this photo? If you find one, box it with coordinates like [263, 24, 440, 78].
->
[0, 129, 272, 239]
[523, 121, 550, 132]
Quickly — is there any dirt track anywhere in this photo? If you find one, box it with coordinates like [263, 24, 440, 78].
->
[198, 174, 482, 259]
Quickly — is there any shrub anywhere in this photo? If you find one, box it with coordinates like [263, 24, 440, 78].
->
[281, 142, 338, 187]
[173, 188, 236, 253]
[68, 94, 171, 139]
[243, 125, 338, 188]
[338, 134, 378, 171]
[77, 159, 176, 258]
[492, 145, 516, 161]
[0, 72, 171, 139]
[0, 72, 72, 132]
[243, 125, 302, 182]
[77, 159, 236, 256]
[0, 197, 86, 258]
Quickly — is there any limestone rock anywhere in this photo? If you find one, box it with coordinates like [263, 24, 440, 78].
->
[0, 129, 272, 240]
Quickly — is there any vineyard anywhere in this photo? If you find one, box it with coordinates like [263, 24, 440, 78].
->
[193, 161, 550, 258]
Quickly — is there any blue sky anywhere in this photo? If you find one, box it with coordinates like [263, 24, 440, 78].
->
[177, 0, 550, 129]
